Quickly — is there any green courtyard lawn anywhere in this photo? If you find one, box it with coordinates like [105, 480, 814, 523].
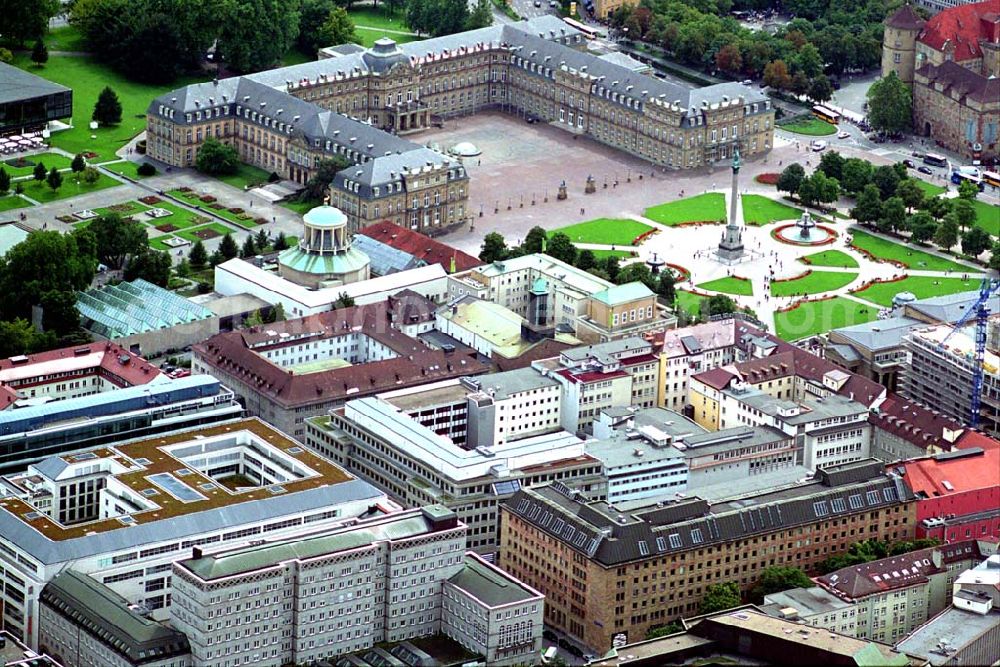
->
[280, 198, 316, 215]
[741, 195, 801, 226]
[213, 164, 272, 190]
[45, 25, 89, 52]
[971, 199, 1000, 237]
[102, 160, 157, 180]
[19, 171, 122, 203]
[93, 200, 151, 218]
[644, 193, 726, 226]
[0, 194, 33, 212]
[348, 6, 410, 30]
[4, 153, 75, 178]
[696, 275, 753, 296]
[675, 290, 705, 317]
[852, 275, 982, 307]
[780, 117, 836, 136]
[799, 249, 859, 268]
[548, 218, 653, 246]
[355, 29, 419, 47]
[850, 228, 980, 272]
[143, 201, 214, 230]
[588, 249, 634, 261]
[770, 270, 858, 297]
[913, 179, 946, 198]
[11, 54, 208, 164]
[169, 189, 260, 228]
[177, 222, 235, 243]
[773, 297, 877, 341]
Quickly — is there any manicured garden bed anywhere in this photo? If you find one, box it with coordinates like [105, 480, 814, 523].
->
[549, 218, 654, 246]
[3, 153, 75, 177]
[850, 229, 980, 272]
[93, 200, 151, 217]
[696, 275, 754, 296]
[851, 275, 982, 307]
[770, 270, 858, 296]
[741, 195, 801, 226]
[773, 297, 877, 341]
[644, 193, 725, 226]
[798, 250, 859, 268]
[779, 117, 836, 136]
[177, 223, 233, 242]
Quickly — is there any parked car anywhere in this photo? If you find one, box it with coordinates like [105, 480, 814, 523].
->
[918, 165, 934, 175]
[837, 130, 850, 139]
[741, 79, 753, 85]
[810, 140, 827, 152]
[903, 159, 916, 168]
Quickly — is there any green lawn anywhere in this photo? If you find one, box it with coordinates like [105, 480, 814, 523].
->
[93, 200, 151, 217]
[177, 223, 234, 242]
[11, 54, 208, 163]
[589, 249, 634, 260]
[213, 164, 272, 190]
[548, 218, 654, 246]
[770, 271, 858, 297]
[149, 235, 182, 252]
[0, 194, 33, 212]
[780, 117, 836, 136]
[852, 275, 982, 307]
[850, 229, 980, 272]
[799, 250, 859, 268]
[280, 198, 316, 215]
[675, 290, 706, 317]
[45, 25, 89, 52]
[697, 275, 754, 296]
[279, 49, 315, 67]
[644, 193, 726, 226]
[741, 195, 801, 226]
[773, 297, 877, 341]
[4, 153, 75, 178]
[169, 189, 260, 228]
[913, 179, 946, 198]
[143, 201, 214, 230]
[348, 6, 410, 30]
[102, 160, 157, 180]
[971, 199, 999, 237]
[19, 172, 122, 203]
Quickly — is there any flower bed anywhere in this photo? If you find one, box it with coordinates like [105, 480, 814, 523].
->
[199, 194, 217, 203]
[156, 224, 178, 232]
[56, 215, 76, 223]
[228, 207, 244, 214]
[849, 275, 908, 294]
[209, 203, 225, 210]
[674, 220, 724, 228]
[775, 293, 837, 313]
[177, 186, 192, 193]
[772, 270, 811, 284]
[632, 229, 658, 245]
[848, 243, 907, 268]
[755, 173, 779, 185]
[666, 263, 691, 281]
[255, 217, 268, 225]
[139, 195, 162, 205]
[193, 227, 222, 240]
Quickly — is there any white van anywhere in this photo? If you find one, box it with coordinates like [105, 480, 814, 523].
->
[810, 140, 827, 152]
[542, 646, 559, 663]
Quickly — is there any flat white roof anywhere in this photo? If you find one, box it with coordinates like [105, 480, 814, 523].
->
[462, 253, 612, 296]
[343, 396, 585, 481]
[0, 351, 107, 384]
[216, 259, 446, 309]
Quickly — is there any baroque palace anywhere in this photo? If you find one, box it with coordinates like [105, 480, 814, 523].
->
[147, 15, 774, 232]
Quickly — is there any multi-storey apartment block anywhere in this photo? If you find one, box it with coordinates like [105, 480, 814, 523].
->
[169, 506, 542, 667]
[148, 16, 773, 232]
[0, 419, 386, 647]
[498, 460, 915, 651]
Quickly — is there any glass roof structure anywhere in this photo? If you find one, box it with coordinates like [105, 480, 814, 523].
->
[76, 279, 215, 338]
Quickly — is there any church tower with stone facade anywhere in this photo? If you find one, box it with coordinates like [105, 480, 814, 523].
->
[882, 4, 925, 85]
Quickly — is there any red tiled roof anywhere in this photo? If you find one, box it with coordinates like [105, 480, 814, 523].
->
[194, 300, 489, 408]
[886, 4, 926, 30]
[358, 221, 481, 273]
[692, 367, 737, 391]
[919, 0, 1000, 62]
[870, 394, 966, 454]
[956, 429, 1000, 451]
[899, 446, 1000, 496]
[0, 342, 161, 409]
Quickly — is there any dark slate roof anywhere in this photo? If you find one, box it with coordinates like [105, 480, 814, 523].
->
[916, 60, 1000, 104]
[0, 62, 71, 105]
[885, 4, 926, 30]
[504, 461, 912, 566]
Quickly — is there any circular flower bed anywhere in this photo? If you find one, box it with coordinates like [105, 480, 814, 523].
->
[666, 263, 690, 281]
[772, 223, 837, 246]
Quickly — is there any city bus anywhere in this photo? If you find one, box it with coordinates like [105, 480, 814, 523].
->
[811, 105, 841, 125]
[923, 153, 949, 168]
[983, 171, 1000, 189]
[563, 17, 598, 39]
[951, 169, 985, 191]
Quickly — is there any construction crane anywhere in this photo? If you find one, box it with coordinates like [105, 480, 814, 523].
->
[937, 277, 1000, 429]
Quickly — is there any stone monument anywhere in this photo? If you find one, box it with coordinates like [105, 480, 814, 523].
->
[717, 148, 745, 262]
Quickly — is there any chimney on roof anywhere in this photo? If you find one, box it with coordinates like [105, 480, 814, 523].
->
[192, 547, 203, 559]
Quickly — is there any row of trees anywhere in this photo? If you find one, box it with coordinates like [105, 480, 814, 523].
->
[0, 0, 60, 47]
[405, 0, 491, 37]
[610, 0, 892, 87]
[776, 152, 997, 262]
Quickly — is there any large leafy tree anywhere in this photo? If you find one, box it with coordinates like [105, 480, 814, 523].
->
[908, 211, 937, 244]
[896, 179, 925, 212]
[840, 158, 873, 195]
[878, 196, 907, 234]
[124, 248, 173, 287]
[218, 0, 301, 72]
[851, 184, 882, 226]
[0, 231, 96, 321]
[88, 213, 149, 269]
[933, 214, 960, 250]
[92, 86, 123, 125]
[749, 566, 812, 604]
[520, 226, 548, 255]
[0, 0, 59, 46]
[951, 198, 978, 232]
[406, 0, 470, 36]
[699, 582, 741, 614]
[318, 7, 359, 49]
[195, 138, 240, 176]
[961, 227, 991, 257]
[776, 163, 805, 196]
[867, 72, 912, 135]
[479, 232, 507, 264]
[545, 232, 578, 266]
[300, 156, 352, 202]
[872, 165, 901, 199]
[817, 150, 844, 182]
[298, 0, 339, 53]
[989, 241, 1000, 271]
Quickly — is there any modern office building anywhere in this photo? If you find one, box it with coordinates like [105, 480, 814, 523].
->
[148, 17, 773, 231]
[0, 62, 72, 135]
[0, 375, 242, 473]
[590, 609, 919, 666]
[170, 506, 543, 667]
[39, 570, 191, 667]
[498, 459, 916, 651]
[192, 301, 489, 438]
[901, 322, 1000, 436]
[305, 374, 607, 552]
[0, 418, 387, 647]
